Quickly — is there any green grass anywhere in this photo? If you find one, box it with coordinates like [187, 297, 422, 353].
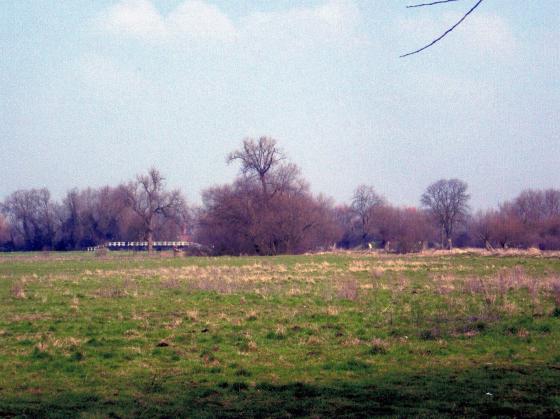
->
[0, 251, 559, 417]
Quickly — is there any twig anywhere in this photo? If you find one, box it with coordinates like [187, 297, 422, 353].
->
[407, 0, 462, 8]
[401, 0, 485, 58]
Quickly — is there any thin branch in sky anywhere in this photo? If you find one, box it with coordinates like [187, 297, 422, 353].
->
[400, 0, 485, 58]
[406, 0, 462, 9]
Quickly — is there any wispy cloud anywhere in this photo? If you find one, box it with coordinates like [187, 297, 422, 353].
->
[97, 0, 168, 41]
[97, 0, 236, 42]
[95, 0, 364, 47]
[166, 1, 237, 42]
[240, 0, 364, 49]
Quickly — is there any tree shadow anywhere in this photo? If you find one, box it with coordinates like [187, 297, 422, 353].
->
[1, 364, 559, 418]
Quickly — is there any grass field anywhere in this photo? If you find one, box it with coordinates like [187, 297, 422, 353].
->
[0, 251, 559, 418]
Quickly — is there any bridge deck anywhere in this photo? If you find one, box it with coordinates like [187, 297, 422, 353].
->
[87, 241, 203, 251]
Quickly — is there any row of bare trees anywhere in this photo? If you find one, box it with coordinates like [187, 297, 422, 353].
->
[1, 137, 559, 253]
[0, 170, 188, 251]
[471, 189, 560, 250]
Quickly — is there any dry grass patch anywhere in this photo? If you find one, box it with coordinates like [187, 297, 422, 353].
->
[336, 278, 359, 301]
[10, 280, 26, 299]
[550, 278, 560, 306]
[463, 266, 554, 296]
[287, 286, 304, 296]
[305, 336, 323, 346]
[293, 262, 337, 274]
[164, 318, 183, 330]
[70, 296, 80, 310]
[186, 310, 199, 322]
[349, 260, 371, 272]
[342, 337, 363, 347]
[94, 277, 138, 298]
[187, 277, 240, 294]
[160, 277, 182, 289]
[369, 338, 389, 354]
[94, 286, 127, 298]
[81, 263, 340, 298]
[245, 310, 258, 321]
[50, 336, 82, 349]
[124, 329, 141, 338]
[326, 306, 339, 316]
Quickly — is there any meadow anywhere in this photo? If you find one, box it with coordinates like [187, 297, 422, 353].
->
[0, 251, 559, 418]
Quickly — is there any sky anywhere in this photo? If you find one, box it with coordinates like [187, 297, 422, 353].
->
[1, 0, 559, 210]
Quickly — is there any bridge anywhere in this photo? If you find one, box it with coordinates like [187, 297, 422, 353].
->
[87, 241, 205, 252]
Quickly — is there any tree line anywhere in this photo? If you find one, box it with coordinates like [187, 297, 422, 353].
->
[1, 137, 559, 253]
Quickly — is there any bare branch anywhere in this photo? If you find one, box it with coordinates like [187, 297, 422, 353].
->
[407, 0, 462, 8]
[400, 0, 485, 58]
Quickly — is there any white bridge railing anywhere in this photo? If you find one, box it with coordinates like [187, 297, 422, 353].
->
[87, 241, 203, 252]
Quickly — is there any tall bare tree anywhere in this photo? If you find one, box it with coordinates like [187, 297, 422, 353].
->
[227, 137, 285, 198]
[198, 138, 339, 255]
[126, 168, 186, 253]
[421, 178, 470, 249]
[351, 185, 385, 246]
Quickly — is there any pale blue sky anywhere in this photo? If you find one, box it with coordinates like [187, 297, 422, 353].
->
[1, 0, 558, 209]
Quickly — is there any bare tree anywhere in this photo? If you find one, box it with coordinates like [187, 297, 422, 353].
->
[421, 178, 470, 249]
[57, 186, 132, 249]
[470, 210, 496, 250]
[227, 137, 285, 198]
[126, 168, 186, 253]
[491, 203, 526, 249]
[351, 185, 385, 246]
[401, 0, 485, 57]
[498, 188, 560, 249]
[513, 189, 560, 225]
[198, 138, 340, 255]
[1, 188, 58, 250]
[90, 186, 132, 243]
[197, 177, 338, 256]
[544, 189, 560, 217]
[58, 188, 85, 250]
